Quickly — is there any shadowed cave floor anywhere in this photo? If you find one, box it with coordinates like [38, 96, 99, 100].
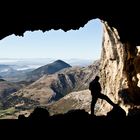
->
[0, 107, 140, 137]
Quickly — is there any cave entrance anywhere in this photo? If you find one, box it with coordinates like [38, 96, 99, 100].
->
[0, 19, 103, 118]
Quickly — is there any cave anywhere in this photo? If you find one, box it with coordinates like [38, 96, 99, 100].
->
[0, 4, 140, 134]
[2, 13, 139, 115]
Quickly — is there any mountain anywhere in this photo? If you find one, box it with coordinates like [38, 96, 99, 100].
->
[0, 59, 93, 82]
[26, 60, 72, 82]
[0, 60, 71, 82]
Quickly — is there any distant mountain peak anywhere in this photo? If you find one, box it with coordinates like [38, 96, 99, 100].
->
[26, 59, 71, 82]
[54, 60, 64, 63]
[52, 60, 71, 67]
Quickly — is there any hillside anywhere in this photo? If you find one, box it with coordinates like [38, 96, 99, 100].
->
[0, 79, 22, 110]
[47, 90, 91, 116]
[0, 79, 21, 99]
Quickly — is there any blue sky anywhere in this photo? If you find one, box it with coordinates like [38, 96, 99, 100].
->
[0, 19, 103, 60]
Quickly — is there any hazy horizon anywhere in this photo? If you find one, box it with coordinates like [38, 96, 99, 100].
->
[0, 57, 95, 67]
[0, 19, 103, 60]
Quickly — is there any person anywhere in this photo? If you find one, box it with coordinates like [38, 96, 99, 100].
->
[89, 76, 116, 116]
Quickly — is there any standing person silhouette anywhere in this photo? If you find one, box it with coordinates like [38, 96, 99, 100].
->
[89, 76, 116, 116]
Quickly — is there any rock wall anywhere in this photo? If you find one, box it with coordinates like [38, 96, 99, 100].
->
[96, 21, 140, 115]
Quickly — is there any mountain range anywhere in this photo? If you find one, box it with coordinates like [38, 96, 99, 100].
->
[0, 59, 100, 118]
[0, 60, 71, 82]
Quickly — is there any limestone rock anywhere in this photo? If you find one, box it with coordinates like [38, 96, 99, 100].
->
[97, 21, 140, 115]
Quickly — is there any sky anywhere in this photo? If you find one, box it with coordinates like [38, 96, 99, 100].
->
[0, 19, 103, 60]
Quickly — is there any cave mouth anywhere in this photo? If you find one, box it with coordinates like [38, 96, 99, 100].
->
[0, 19, 103, 119]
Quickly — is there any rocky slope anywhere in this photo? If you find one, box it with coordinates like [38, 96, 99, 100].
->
[47, 90, 91, 116]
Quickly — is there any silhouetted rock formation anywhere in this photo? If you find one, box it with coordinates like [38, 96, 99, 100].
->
[19, 106, 126, 121]
[128, 107, 140, 119]
[107, 105, 126, 119]
[18, 114, 26, 120]
[28, 107, 50, 120]
[1, 104, 140, 137]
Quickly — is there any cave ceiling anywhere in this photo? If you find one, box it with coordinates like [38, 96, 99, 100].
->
[0, 4, 139, 46]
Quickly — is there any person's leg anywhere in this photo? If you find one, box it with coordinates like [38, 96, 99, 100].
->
[99, 93, 116, 106]
[91, 96, 98, 116]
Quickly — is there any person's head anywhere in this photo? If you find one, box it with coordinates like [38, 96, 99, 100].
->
[95, 76, 100, 81]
